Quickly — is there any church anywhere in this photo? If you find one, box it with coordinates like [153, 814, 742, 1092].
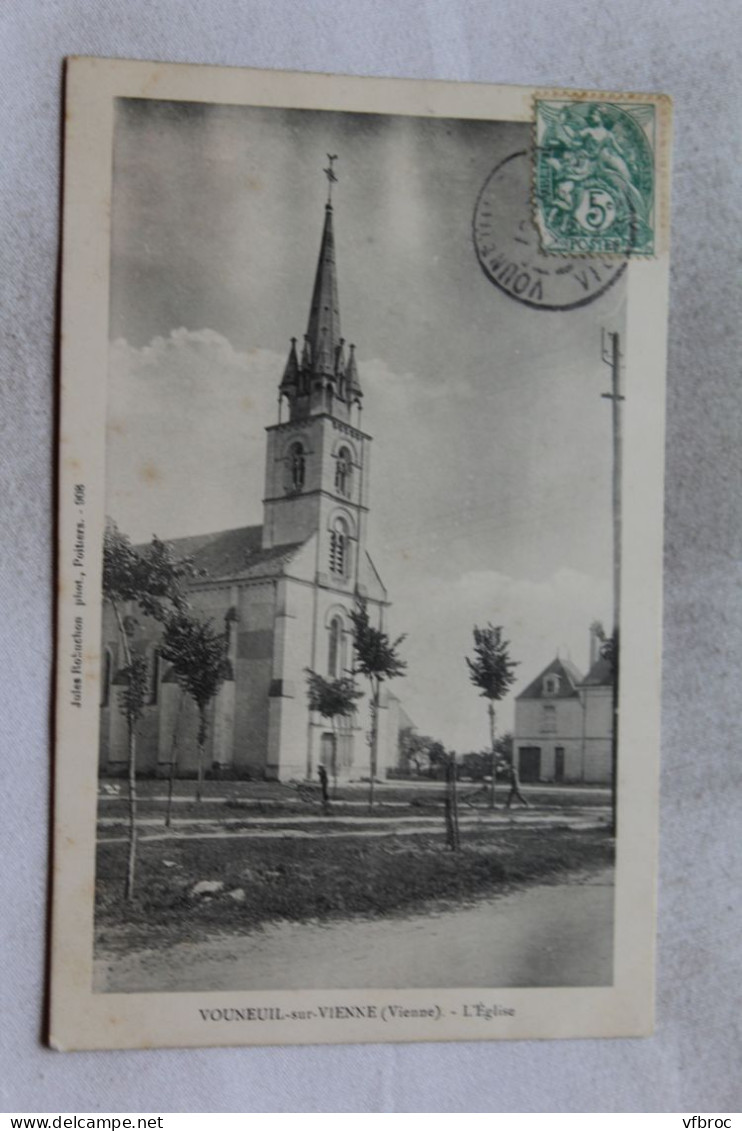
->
[99, 178, 403, 782]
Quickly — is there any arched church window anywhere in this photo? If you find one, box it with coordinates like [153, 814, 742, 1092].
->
[328, 616, 345, 678]
[287, 441, 306, 492]
[335, 447, 352, 497]
[329, 516, 349, 577]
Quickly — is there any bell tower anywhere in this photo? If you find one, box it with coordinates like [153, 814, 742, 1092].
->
[262, 159, 370, 598]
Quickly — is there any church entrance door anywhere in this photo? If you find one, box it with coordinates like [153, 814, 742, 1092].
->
[320, 732, 337, 776]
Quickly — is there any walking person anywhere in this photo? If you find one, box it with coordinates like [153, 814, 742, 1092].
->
[503, 756, 530, 809]
[318, 763, 330, 810]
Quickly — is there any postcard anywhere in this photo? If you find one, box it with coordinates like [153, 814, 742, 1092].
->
[51, 57, 671, 1049]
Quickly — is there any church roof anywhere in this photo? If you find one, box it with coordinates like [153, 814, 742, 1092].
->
[139, 525, 304, 584]
[581, 655, 614, 687]
[305, 203, 341, 374]
[516, 656, 584, 700]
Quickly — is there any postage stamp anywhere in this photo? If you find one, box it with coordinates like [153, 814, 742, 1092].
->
[534, 99, 656, 256]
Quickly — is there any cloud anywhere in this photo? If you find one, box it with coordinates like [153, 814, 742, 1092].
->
[106, 328, 610, 751]
[106, 330, 452, 545]
[107, 329, 283, 541]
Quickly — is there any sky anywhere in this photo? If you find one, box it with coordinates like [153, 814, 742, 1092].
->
[106, 98, 624, 748]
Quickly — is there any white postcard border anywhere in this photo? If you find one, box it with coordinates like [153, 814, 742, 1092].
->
[51, 57, 671, 1050]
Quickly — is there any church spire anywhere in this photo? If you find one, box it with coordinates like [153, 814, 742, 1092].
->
[279, 156, 361, 424]
[305, 200, 341, 375]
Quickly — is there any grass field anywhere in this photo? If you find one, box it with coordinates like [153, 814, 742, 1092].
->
[95, 825, 615, 952]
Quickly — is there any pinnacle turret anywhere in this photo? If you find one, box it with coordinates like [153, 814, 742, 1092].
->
[279, 337, 299, 395]
[344, 343, 363, 404]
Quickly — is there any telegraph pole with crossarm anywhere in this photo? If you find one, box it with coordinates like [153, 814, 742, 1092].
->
[601, 329, 623, 836]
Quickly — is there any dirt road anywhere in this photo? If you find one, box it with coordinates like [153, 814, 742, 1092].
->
[95, 867, 614, 993]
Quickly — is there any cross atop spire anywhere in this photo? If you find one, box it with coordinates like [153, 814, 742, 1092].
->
[323, 153, 338, 204]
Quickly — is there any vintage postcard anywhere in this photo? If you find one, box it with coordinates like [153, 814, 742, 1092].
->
[51, 58, 671, 1050]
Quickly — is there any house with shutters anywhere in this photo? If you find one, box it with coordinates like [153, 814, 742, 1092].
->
[99, 181, 403, 782]
[513, 624, 613, 784]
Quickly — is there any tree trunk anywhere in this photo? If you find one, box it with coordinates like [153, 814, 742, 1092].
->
[445, 759, 460, 851]
[368, 683, 379, 811]
[488, 700, 497, 809]
[196, 707, 206, 803]
[196, 741, 204, 803]
[111, 599, 138, 901]
[331, 719, 338, 799]
[124, 711, 138, 900]
[444, 794, 455, 850]
[165, 689, 185, 828]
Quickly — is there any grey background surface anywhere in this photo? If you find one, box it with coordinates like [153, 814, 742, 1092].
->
[1, 0, 740, 1113]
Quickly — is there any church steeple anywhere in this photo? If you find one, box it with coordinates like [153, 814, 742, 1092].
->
[263, 158, 372, 557]
[279, 159, 362, 423]
[305, 203, 341, 375]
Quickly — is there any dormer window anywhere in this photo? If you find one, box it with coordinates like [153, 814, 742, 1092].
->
[543, 674, 560, 697]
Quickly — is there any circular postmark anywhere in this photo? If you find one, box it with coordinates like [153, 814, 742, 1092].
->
[472, 150, 626, 311]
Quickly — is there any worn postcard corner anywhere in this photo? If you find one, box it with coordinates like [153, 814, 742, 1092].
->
[51, 58, 671, 1051]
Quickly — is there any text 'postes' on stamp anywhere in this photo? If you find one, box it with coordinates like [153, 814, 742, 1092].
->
[534, 100, 656, 258]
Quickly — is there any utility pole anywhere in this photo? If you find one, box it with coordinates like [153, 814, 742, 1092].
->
[601, 329, 623, 837]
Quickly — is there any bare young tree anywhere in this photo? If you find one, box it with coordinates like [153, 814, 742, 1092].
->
[444, 750, 461, 852]
[465, 624, 519, 809]
[349, 600, 407, 810]
[102, 520, 193, 899]
[160, 608, 235, 803]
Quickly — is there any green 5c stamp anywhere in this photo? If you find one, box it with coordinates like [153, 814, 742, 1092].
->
[535, 99, 656, 256]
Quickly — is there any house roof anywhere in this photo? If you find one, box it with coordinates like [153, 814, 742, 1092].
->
[581, 655, 614, 687]
[138, 525, 305, 584]
[516, 656, 584, 700]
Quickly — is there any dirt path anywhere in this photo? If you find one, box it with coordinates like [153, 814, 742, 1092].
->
[95, 867, 614, 992]
[97, 810, 608, 842]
